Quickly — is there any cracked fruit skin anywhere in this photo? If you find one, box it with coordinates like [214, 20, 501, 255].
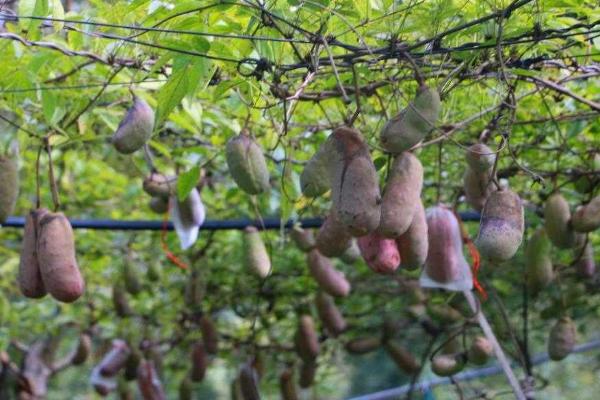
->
[329, 127, 381, 236]
[225, 133, 270, 195]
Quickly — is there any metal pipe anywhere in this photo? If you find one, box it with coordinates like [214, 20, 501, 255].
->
[348, 338, 600, 400]
[0, 212, 482, 231]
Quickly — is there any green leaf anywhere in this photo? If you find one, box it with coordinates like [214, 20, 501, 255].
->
[21, 0, 49, 40]
[50, 0, 64, 31]
[148, 140, 172, 159]
[177, 165, 201, 200]
[374, 156, 387, 171]
[41, 90, 64, 125]
[155, 55, 210, 127]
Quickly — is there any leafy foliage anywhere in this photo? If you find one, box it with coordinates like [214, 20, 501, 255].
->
[0, 0, 599, 399]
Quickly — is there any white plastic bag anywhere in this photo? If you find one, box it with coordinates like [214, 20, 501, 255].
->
[420, 205, 473, 291]
[170, 188, 206, 250]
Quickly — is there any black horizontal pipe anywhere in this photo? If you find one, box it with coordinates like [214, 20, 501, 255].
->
[1, 212, 480, 231]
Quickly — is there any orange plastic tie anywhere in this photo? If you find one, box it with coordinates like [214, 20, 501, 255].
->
[160, 200, 189, 270]
[454, 210, 487, 300]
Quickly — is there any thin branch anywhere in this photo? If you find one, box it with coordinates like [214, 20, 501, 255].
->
[526, 76, 600, 112]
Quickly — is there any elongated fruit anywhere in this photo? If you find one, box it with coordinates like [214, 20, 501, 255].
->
[300, 139, 334, 197]
[149, 197, 168, 214]
[385, 341, 420, 374]
[315, 291, 347, 337]
[143, 173, 177, 198]
[37, 212, 85, 302]
[99, 339, 131, 377]
[396, 200, 428, 271]
[467, 336, 493, 365]
[112, 96, 155, 154]
[357, 232, 401, 274]
[290, 225, 316, 252]
[299, 361, 316, 388]
[231, 377, 244, 400]
[571, 196, 600, 232]
[190, 341, 207, 382]
[113, 283, 133, 317]
[378, 152, 423, 237]
[295, 315, 320, 361]
[123, 261, 142, 296]
[179, 377, 193, 400]
[329, 127, 381, 236]
[577, 241, 595, 278]
[475, 189, 524, 262]
[345, 337, 381, 354]
[544, 193, 577, 248]
[125, 348, 141, 381]
[463, 166, 494, 212]
[243, 226, 271, 278]
[200, 315, 219, 354]
[307, 249, 351, 297]
[137, 359, 166, 400]
[0, 155, 18, 223]
[18, 208, 48, 298]
[72, 333, 92, 365]
[239, 363, 260, 400]
[340, 239, 361, 264]
[184, 271, 204, 309]
[316, 211, 352, 257]
[423, 206, 470, 284]
[175, 188, 204, 227]
[279, 368, 298, 400]
[431, 354, 464, 376]
[466, 143, 495, 172]
[380, 85, 441, 153]
[225, 132, 270, 195]
[525, 228, 554, 292]
[548, 317, 576, 361]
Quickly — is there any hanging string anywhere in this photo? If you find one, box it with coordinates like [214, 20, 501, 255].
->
[160, 199, 189, 270]
[454, 210, 486, 300]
